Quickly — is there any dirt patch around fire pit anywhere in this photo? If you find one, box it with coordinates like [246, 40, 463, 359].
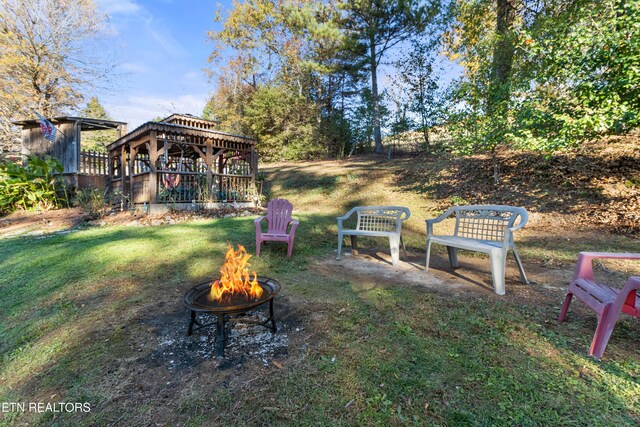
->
[135, 294, 303, 371]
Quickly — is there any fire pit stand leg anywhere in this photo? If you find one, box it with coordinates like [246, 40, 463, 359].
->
[268, 299, 277, 333]
[187, 310, 200, 336]
[215, 314, 227, 357]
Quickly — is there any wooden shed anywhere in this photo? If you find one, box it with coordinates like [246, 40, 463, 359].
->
[107, 114, 259, 213]
[12, 116, 127, 188]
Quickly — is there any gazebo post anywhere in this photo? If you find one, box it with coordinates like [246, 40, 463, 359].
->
[251, 148, 258, 195]
[206, 138, 213, 202]
[120, 145, 127, 199]
[218, 148, 225, 199]
[149, 130, 158, 204]
[129, 143, 136, 204]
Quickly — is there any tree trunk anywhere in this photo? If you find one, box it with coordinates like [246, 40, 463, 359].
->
[487, 0, 516, 116]
[492, 146, 500, 187]
[488, 0, 516, 185]
[370, 38, 383, 153]
[421, 115, 430, 152]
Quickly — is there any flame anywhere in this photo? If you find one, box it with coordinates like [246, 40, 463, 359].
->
[210, 244, 263, 302]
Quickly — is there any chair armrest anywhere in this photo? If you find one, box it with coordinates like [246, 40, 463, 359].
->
[337, 208, 358, 222]
[507, 208, 529, 233]
[337, 208, 358, 232]
[398, 207, 411, 222]
[393, 208, 411, 233]
[610, 276, 640, 316]
[573, 252, 640, 282]
[425, 207, 455, 239]
[426, 207, 455, 226]
[254, 216, 265, 236]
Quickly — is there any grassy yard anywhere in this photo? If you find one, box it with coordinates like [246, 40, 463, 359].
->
[1, 156, 639, 426]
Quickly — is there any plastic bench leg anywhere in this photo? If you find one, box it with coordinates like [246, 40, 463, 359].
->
[447, 246, 459, 268]
[512, 247, 529, 284]
[389, 235, 400, 265]
[350, 235, 358, 250]
[489, 251, 506, 295]
[337, 233, 343, 260]
[425, 240, 432, 271]
[590, 306, 616, 359]
[557, 292, 573, 323]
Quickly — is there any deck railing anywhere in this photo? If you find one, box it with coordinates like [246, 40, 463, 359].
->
[156, 171, 256, 203]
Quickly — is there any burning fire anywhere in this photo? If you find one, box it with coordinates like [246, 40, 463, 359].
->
[210, 244, 263, 302]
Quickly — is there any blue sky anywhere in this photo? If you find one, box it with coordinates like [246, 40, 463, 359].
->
[96, 0, 227, 129]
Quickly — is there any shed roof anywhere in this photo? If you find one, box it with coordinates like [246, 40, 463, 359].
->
[12, 116, 127, 131]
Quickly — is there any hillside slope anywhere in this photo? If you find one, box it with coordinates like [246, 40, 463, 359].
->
[262, 134, 640, 269]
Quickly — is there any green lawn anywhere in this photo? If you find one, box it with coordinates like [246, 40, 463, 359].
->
[1, 158, 639, 426]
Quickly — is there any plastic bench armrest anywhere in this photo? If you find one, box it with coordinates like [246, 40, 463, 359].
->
[573, 252, 640, 282]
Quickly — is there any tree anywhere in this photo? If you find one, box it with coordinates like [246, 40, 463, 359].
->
[338, 0, 441, 153]
[203, 61, 256, 136]
[82, 96, 110, 120]
[245, 84, 322, 161]
[444, 0, 640, 162]
[207, 0, 351, 159]
[0, 0, 113, 153]
[80, 96, 115, 152]
[393, 39, 443, 151]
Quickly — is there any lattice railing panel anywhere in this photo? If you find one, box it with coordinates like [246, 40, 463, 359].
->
[455, 210, 513, 241]
[357, 209, 405, 232]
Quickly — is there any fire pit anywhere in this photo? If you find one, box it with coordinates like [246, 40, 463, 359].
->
[182, 245, 281, 357]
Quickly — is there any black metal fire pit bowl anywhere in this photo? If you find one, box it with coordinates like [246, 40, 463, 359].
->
[183, 277, 281, 358]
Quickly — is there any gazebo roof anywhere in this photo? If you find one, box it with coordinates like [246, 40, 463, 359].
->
[107, 120, 257, 151]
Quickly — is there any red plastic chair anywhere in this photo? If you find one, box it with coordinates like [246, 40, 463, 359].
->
[558, 252, 640, 359]
[254, 198, 299, 258]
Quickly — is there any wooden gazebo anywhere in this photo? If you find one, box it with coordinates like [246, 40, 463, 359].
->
[107, 114, 258, 212]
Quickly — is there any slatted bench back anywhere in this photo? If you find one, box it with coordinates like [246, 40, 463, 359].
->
[453, 207, 523, 242]
[356, 207, 410, 233]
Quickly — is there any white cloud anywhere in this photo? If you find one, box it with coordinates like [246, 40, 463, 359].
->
[183, 71, 200, 80]
[99, 0, 185, 57]
[120, 62, 150, 73]
[105, 94, 208, 130]
[143, 16, 186, 58]
[98, 0, 141, 15]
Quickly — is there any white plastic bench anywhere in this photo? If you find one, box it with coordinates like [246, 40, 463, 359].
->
[337, 206, 411, 265]
[425, 205, 529, 295]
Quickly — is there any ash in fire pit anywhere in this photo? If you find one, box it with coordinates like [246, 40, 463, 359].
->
[152, 307, 290, 369]
[183, 244, 282, 358]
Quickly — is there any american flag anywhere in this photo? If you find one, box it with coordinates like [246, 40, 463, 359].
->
[34, 111, 57, 142]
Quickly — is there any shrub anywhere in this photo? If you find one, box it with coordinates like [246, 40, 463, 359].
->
[72, 187, 108, 216]
[0, 155, 68, 214]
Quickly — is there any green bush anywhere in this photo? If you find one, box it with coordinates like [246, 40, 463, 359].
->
[0, 155, 68, 214]
[72, 187, 108, 216]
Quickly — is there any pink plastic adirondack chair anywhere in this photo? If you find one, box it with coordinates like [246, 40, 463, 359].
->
[558, 252, 640, 359]
[254, 198, 299, 257]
